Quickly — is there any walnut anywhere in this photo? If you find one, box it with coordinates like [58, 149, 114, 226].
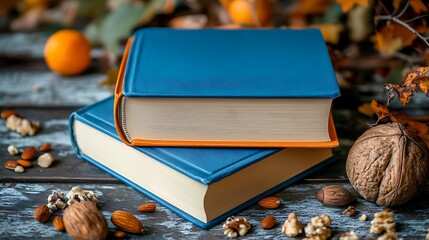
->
[343, 206, 357, 216]
[377, 232, 403, 240]
[6, 115, 40, 136]
[47, 190, 66, 211]
[304, 214, 332, 240]
[339, 230, 360, 240]
[370, 211, 396, 234]
[223, 216, 251, 238]
[281, 212, 303, 237]
[346, 123, 429, 206]
[66, 186, 99, 206]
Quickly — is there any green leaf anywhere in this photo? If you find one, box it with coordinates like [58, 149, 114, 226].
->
[99, 2, 146, 55]
[137, 0, 167, 26]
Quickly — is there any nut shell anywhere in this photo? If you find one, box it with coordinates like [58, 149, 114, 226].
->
[63, 201, 108, 240]
[137, 203, 156, 212]
[346, 123, 429, 206]
[111, 210, 144, 234]
[53, 216, 65, 232]
[34, 205, 50, 223]
[257, 196, 280, 209]
[21, 147, 37, 160]
[316, 185, 355, 207]
[261, 215, 276, 229]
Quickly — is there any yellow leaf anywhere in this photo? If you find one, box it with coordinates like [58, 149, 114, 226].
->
[374, 32, 403, 57]
[410, 0, 428, 13]
[310, 24, 344, 44]
[371, 100, 391, 123]
[336, 0, 368, 12]
[358, 102, 374, 117]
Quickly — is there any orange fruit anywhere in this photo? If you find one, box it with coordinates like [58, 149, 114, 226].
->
[44, 29, 91, 76]
[227, 0, 271, 26]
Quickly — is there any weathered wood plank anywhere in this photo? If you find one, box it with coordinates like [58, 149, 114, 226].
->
[0, 182, 427, 239]
[0, 33, 47, 58]
[0, 71, 112, 107]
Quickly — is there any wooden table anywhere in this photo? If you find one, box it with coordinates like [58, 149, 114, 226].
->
[0, 32, 428, 239]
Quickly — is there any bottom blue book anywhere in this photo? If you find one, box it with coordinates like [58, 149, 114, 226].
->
[68, 97, 336, 229]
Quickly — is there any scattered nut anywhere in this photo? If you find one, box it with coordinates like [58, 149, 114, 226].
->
[377, 232, 403, 240]
[14, 165, 24, 173]
[7, 145, 19, 156]
[257, 196, 280, 209]
[34, 205, 51, 223]
[113, 230, 128, 239]
[339, 230, 360, 240]
[111, 210, 144, 234]
[223, 216, 251, 238]
[137, 203, 157, 212]
[6, 115, 40, 136]
[316, 185, 355, 207]
[1, 109, 18, 119]
[370, 211, 396, 234]
[4, 160, 18, 170]
[37, 153, 54, 168]
[343, 206, 357, 216]
[281, 212, 303, 237]
[66, 186, 99, 206]
[63, 201, 108, 240]
[359, 214, 368, 221]
[16, 160, 32, 168]
[21, 146, 37, 160]
[261, 215, 276, 230]
[304, 214, 332, 240]
[39, 143, 51, 152]
[47, 190, 66, 211]
[53, 216, 65, 232]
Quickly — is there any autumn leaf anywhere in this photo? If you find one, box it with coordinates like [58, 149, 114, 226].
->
[336, 0, 368, 13]
[371, 100, 429, 147]
[371, 100, 391, 123]
[374, 32, 403, 57]
[409, 0, 428, 14]
[358, 102, 374, 117]
[385, 67, 429, 105]
[309, 23, 344, 44]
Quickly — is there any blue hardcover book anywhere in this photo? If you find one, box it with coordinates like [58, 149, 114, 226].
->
[69, 97, 336, 229]
[113, 28, 340, 148]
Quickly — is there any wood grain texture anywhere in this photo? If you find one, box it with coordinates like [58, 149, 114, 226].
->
[0, 71, 112, 107]
[0, 182, 427, 239]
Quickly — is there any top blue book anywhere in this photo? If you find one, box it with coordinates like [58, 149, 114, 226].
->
[121, 28, 340, 98]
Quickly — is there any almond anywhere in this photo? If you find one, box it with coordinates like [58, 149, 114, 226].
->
[113, 230, 128, 239]
[40, 143, 51, 152]
[1, 109, 18, 119]
[34, 205, 50, 223]
[261, 215, 276, 230]
[111, 210, 144, 234]
[21, 146, 37, 160]
[16, 160, 32, 168]
[4, 160, 18, 170]
[137, 203, 156, 212]
[316, 185, 355, 207]
[53, 216, 65, 231]
[257, 196, 280, 209]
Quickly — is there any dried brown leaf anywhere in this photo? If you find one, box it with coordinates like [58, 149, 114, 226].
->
[385, 67, 429, 105]
[409, 0, 428, 14]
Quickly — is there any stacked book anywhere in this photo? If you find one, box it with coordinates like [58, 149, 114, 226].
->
[69, 28, 340, 229]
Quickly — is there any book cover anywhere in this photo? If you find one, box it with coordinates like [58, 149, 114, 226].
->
[114, 28, 340, 147]
[69, 97, 336, 229]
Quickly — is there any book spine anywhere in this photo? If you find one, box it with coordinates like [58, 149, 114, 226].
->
[68, 112, 83, 159]
[114, 37, 133, 146]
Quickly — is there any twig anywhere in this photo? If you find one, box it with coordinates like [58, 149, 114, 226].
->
[394, 1, 409, 18]
[403, 13, 429, 23]
[375, 15, 429, 47]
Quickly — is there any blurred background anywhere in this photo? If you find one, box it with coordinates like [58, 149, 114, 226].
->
[0, 0, 428, 113]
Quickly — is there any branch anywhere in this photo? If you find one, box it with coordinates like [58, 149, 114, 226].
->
[394, 1, 409, 18]
[375, 15, 429, 47]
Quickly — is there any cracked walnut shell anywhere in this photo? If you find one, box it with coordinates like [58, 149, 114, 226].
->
[346, 123, 429, 206]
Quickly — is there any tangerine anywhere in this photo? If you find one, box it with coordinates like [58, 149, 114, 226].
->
[227, 0, 271, 26]
[44, 29, 91, 76]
